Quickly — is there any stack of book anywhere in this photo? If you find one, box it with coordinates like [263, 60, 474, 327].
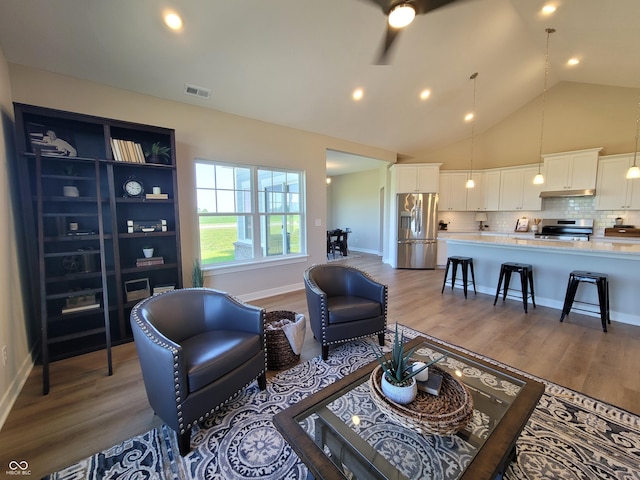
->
[62, 292, 100, 314]
[136, 256, 164, 267]
[145, 193, 169, 200]
[110, 138, 146, 163]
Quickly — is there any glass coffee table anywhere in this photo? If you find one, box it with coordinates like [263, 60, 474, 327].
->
[274, 336, 544, 480]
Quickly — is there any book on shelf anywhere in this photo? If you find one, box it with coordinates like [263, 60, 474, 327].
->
[136, 256, 164, 267]
[61, 303, 100, 314]
[145, 193, 169, 200]
[153, 284, 175, 295]
[111, 138, 145, 163]
[417, 372, 443, 396]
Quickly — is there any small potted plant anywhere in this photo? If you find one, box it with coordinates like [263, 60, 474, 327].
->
[142, 245, 154, 258]
[192, 258, 204, 287]
[145, 142, 171, 164]
[371, 324, 447, 404]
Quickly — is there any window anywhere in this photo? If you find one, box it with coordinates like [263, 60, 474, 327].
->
[196, 160, 305, 266]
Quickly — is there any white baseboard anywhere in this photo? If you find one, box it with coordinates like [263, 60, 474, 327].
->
[0, 349, 35, 430]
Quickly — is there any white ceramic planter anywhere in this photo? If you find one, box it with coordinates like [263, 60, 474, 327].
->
[142, 248, 154, 258]
[381, 374, 417, 405]
[411, 362, 430, 382]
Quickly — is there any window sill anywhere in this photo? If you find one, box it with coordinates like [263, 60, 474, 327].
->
[203, 255, 309, 276]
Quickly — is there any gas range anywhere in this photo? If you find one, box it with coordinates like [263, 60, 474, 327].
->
[534, 219, 593, 242]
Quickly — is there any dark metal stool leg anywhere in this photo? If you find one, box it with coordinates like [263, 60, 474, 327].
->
[469, 260, 477, 295]
[560, 275, 579, 322]
[596, 278, 608, 332]
[450, 259, 459, 291]
[494, 266, 505, 305]
[462, 260, 469, 299]
[441, 258, 451, 294]
[528, 269, 536, 308]
[519, 267, 528, 314]
[503, 270, 512, 302]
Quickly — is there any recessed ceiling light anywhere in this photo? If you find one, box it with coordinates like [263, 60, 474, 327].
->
[420, 89, 431, 100]
[164, 12, 183, 31]
[352, 88, 364, 101]
[464, 112, 474, 122]
[541, 5, 557, 15]
[567, 57, 580, 66]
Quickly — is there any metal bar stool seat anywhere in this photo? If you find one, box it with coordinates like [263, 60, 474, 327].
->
[441, 256, 476, 299]
[493, 262, 536, 313]
[560, 270, 610, 332]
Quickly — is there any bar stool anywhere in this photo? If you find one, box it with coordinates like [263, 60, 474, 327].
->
[560, 270, 610, 332]
[441, 256, 476, 299]
[493, 262, 536, 313]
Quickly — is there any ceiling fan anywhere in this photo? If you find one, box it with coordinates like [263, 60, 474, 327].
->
[366, 0, 462, 64]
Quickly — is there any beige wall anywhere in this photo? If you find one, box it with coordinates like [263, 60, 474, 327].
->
[0, 49, 31, 427]
[8, 64, 395, 300]
[327, 167, 386, 254]
[411, 82, 640, 169]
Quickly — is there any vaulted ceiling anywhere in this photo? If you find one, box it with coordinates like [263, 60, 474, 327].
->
[1, 0, 639, 175]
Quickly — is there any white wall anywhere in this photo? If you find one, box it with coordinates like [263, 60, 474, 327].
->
[0, 48, 32, 428]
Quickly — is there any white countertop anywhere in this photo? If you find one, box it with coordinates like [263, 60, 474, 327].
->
[445, 234, 640, 257]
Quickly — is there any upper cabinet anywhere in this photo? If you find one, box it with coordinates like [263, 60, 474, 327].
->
[499, 165, 542, 211]
[392, 164, 440, 193]
[542, 148, 601, 192]
[438, 172, 468, 211]
[595, 153, 640, 210]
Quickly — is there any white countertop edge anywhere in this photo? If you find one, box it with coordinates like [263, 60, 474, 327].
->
[445, 235, 640, 259]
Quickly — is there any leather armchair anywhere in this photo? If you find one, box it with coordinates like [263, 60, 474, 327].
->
[130, 288, 266, 455]
[304, 264, 387, 360]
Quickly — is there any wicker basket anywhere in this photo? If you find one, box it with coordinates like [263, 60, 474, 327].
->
[265, 310, 301, 370]
[369, 364, 474, 435]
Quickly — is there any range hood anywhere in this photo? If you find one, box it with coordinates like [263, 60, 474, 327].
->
[539, 189, 595, 198]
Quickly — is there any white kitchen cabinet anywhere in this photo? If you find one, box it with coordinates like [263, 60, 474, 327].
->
[483, 170, 501, 211]
[498, 165, 542, 211]
[542, 147, 601, 191]
[595, 153, 640, 210]
[439, 172, 468, 211]
[465, 172, 485, 211]
[436, 238, 448, 267]
[393, 164, 440, 193]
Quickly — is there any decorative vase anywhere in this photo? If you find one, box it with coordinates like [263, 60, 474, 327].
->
[63, 185, 79, 197]
[142, 247, 154, 258]
[381, 373, 417, 405]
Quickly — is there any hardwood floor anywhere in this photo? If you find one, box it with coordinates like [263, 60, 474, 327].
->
[2, 254, 639, 478]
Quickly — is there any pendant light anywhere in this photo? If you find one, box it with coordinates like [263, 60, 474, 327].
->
[533, 28, 556, 185]
[625, 93, 640, 179]
[466, 72, 478, 189]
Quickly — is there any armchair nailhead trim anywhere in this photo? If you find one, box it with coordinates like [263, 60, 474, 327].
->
[305, 264, 389, 351]
[132, 289, 268, 435]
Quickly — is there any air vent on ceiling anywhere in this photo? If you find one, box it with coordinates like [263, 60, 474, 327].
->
[184, 83, 211, 99]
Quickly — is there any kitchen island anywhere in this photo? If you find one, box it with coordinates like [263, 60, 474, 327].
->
[445, 235, 640, 327]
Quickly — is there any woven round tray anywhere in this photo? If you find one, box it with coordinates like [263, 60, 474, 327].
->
[369, 364, 474, 435]
[265, 310, 300, 370]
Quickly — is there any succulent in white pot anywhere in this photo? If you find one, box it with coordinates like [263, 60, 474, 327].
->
[371, 324, 447, 404]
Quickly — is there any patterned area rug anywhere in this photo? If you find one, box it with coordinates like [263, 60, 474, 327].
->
[46, 326, 640, 479]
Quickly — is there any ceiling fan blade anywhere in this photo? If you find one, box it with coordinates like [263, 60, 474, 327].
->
[376, 24, 402, 65]
[413, 0, 461, 15]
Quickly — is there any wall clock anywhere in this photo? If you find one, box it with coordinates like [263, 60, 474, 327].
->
[123, 176, 144, 198]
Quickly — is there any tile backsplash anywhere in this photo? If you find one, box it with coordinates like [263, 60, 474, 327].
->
[437, 197, 640, 236]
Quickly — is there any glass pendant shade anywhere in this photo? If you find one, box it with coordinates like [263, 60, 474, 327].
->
[465, 178, 475, 188]
[626, 164, 640, 179]
[388, 4, 415, 28]
[533, 173, 545, 185]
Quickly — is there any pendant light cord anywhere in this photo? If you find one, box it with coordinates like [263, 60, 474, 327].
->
[469, 72, 478, 179]
[633, 94, 640, 168]
[537, 28, 555, 175]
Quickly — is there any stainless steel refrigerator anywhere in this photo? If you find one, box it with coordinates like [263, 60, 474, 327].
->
[396, 193, 438, 269]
